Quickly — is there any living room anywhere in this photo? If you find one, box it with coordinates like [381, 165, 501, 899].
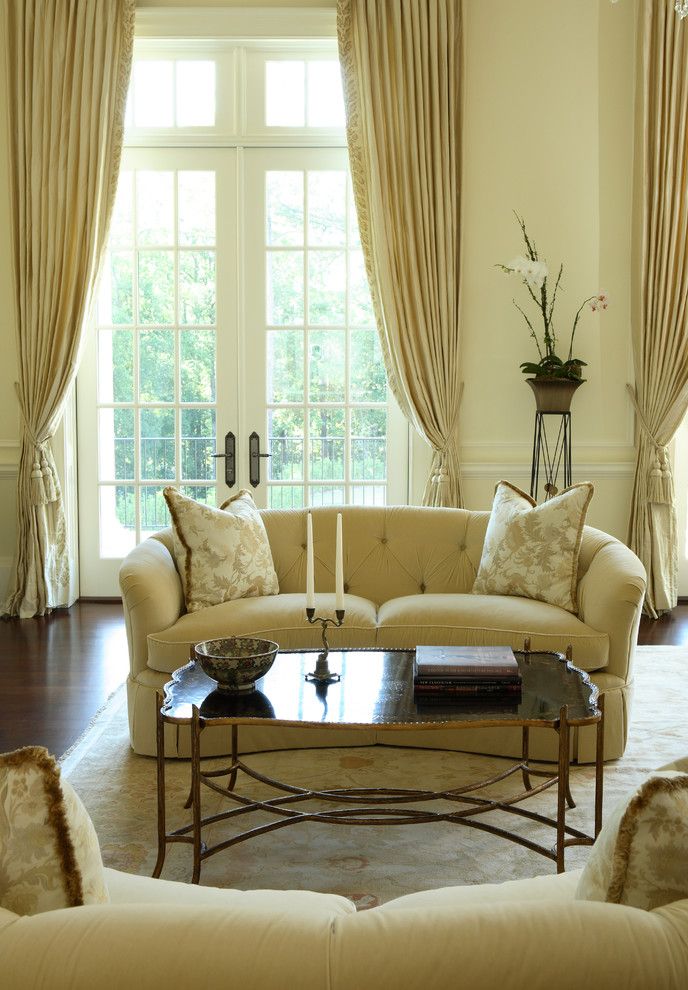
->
[1, 1, 688, 987]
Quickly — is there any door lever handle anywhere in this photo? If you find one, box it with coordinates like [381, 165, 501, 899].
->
[249, 431, 271, 488]
[212, 431, 236, 488]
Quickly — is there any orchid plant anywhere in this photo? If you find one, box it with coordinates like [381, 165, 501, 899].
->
[499, 214, 608, 381]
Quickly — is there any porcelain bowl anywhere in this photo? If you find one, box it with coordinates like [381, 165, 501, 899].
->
[194, 637, 279, 693]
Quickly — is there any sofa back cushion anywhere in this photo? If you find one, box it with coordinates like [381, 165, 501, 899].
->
[153, 508, 607, 611]
[576, 771, 688, 910]
[472, 481, 594, 613]
[260, 505, 489, 606]
[164, 487, 279, 612]
[0, 748, 109, 915]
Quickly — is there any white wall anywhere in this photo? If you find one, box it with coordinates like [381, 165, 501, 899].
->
[0, 0, 639, 602]
[450, 0, 637, 539]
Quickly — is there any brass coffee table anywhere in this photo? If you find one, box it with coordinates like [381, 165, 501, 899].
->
[153, 645, 604, 883]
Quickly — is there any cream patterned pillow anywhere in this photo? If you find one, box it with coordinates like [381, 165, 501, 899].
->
[164, 487, 279, 613]
[472, 480, 593, 613]
[0, 747, 109, 915]
[576, 772, 688, 910]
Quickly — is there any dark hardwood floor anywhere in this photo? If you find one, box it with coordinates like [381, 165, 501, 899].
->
[0, 601, 685, 758]
[0, 602, 128, 757]
[638, 606, 688, 645]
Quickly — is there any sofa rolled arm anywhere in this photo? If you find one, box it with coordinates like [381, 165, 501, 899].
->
[119, 535, 185, 678]
[576, 533, 646, 682]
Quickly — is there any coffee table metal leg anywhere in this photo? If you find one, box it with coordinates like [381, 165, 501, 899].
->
[227, 725, 239, 792]
[191, 705, 203, 884]
[153, 693, 166, 878]
[521, 726, 531, 791]
[594, 694, 605, 837]
[556, 705, 570, 873]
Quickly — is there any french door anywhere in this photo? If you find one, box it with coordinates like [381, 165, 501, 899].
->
[77, 147, 406, 595]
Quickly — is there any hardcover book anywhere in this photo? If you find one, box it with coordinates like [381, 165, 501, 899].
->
[414, 645, 519, 679]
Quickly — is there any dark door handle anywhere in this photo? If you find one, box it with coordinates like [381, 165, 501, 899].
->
[212, 431, 236, 488]
[249, 431, 271, 487]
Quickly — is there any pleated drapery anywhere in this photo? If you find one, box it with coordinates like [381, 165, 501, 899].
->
[3, 0, 134, 617]
[627, 0, 688, 617]
[337, 0, 464, 507]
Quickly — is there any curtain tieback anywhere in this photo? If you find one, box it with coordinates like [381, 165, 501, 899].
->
[14, 382, 59, 506]
[626, 383, 673, 505]
[429, 436, 459, 491]
[430, 449, 450, 491]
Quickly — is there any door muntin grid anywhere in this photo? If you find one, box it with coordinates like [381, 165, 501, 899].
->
[265, 168, 388, 509]
[95, 167, 217, 554]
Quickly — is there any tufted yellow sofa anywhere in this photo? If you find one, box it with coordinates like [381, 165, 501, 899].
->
[119, 505, 646, 761]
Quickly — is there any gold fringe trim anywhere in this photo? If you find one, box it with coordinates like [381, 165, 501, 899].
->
[0, 746, 84, 907]
[606, 773, 688, 904]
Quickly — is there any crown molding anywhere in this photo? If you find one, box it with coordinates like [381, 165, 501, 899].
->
[135, 7, 337, 40]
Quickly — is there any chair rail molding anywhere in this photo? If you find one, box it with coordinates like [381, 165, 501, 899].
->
[0, 441, 20, 480]
[460, 461, 635, 481]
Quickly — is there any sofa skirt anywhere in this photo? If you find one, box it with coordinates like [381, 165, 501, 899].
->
[127, 671, 630, 764]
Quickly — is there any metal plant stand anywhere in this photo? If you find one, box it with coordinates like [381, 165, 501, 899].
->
[530, 411, 572, 501]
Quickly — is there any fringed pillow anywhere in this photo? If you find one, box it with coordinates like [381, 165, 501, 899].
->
[0, 747, 109, 915]
[472, 480, 593, 613]
[576, 772, 688, 910]
[164, 487, 279, 613]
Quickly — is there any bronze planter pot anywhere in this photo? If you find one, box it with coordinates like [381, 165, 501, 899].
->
[526, 377, 583, 413]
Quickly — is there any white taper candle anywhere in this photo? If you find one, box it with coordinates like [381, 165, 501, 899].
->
[335, 512, 344, 611]
[306, 513, 315, 609]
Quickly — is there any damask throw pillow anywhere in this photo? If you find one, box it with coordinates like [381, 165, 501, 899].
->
[0, 747, 109, 915]
[164, 487, 279, 612]
[576, 772, 688, 910]
[471, 480, 593, 613]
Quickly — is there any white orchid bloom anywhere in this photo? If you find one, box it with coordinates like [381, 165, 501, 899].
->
[506, 256, 548, 290]
[524, 260, 548, 290]
[506, 255, 530, 275]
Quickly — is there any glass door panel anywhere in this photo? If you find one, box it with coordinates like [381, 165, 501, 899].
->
[77, 149, 237, 594]
[243, 148, 406, 510]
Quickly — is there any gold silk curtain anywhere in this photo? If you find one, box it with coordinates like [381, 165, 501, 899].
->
[627, 0, 688, 617]
[337, 0, 464, 507]
[3, 0, 134, 617]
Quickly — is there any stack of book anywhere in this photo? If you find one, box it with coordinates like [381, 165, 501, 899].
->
[413, 646, 522, 702]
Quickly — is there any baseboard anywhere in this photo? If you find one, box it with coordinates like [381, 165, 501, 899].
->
[78, 596, 123, 604]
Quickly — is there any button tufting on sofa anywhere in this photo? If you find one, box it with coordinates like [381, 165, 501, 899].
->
[119, 504, 646, 762]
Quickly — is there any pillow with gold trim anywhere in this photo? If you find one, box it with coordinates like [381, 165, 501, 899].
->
[576, 772, 688, 910]
[471, 480, 593, 613]
[164, 487, 279, 613]
[0, 747, 109, 915]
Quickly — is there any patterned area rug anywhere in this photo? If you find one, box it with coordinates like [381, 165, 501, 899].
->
[61, 647, 687, 907]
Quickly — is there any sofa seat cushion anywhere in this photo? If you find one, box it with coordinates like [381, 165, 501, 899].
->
[376, 594, 608, 672]
[104, 868, 356, 915]
[379, 870, 580, 912]
[147, 593, 378, 674]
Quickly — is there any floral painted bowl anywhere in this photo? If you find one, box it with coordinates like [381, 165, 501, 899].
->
[194, 637, 279, 693]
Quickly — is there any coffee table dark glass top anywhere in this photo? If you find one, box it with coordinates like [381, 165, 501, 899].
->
[161, 648, 600, 728]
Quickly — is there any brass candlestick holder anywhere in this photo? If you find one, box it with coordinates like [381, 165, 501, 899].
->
[305, 606, 344, 683]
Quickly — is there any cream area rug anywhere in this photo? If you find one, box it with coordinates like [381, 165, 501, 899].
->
[60, 647, 687, 908]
